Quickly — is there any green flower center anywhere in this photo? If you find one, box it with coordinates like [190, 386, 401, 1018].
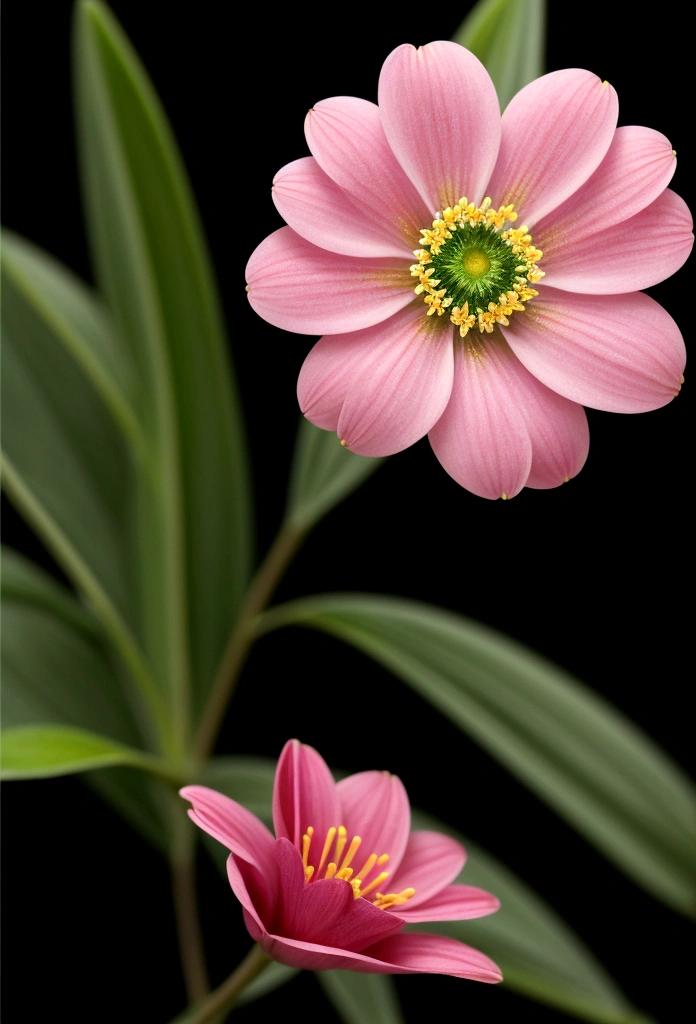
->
[410, 198, 544, 337]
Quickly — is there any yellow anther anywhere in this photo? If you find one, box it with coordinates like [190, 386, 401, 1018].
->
[377, 854, 389, 866]
[338, 836, 362, 873]
[304, 865, 314, 883]
[336, 867, 354, 881]
[302, 827, 314, 869]
[354, 853, 378, 883]
[359, 871, 390, 899]
[325, 862, 338, 879]
[373, 887, 416, 910]
[334, 826, 347, 864]
[316, 827, 337, 875]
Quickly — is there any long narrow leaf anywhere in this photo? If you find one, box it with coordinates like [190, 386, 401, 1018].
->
[201, 757, 646, 1022]
[1, 556, 169, 848]
[259, 596, 696, 916]
[285, 417, 384, 532]
[453, 0, 546, 110]
[0, 725, 179, 782]
[74, 1, 252, 736]
[318, 972, 405, 1024]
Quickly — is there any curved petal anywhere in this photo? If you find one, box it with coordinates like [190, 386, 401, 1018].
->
[378, 41, 501, 212]
[538, 189, 693, 294]
[246, 227, 413, 335]
[498, 359, 591, 489]
[297, 305, 455, 455]
[336, 770, 411, 878]
[274, 838, 403, 950]
[273, 157, 413, 258]
[394, 883, 500, 923]
[227, 854, 271, 939]
[261, 931, 501, 982]
[272, 740, 340, 857]
[429, 336, 532, 499]
[502, 288, 686, 413]
[535, 126, 677, 248]
[180, 785, 274, 870]
[304, 97, 430, 250]
[486, 70, 618, 227]
[385, 831, 466, 909]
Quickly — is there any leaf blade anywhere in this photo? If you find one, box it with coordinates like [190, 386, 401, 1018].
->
[285, 417, 384, 532]
[453, 0, 546, 110]
[74, 0, 253, 735]
[259, 595, 696, 916]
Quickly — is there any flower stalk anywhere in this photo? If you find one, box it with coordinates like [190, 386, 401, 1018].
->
[190, 945, 271, 1024]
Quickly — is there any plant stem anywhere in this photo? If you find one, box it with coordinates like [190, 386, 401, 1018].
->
[170, 805, 209, 1003]
[190, 945, 271, 1024]
[193, 520, 306, 760]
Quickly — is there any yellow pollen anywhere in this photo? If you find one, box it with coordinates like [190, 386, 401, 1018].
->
[317, 827, 337, 875]
[300, 825, 414, 907]
[462, 249, 490, 277]
[340, 439, 347, 447]
[338, 836, 362, 873]
[411, 198, 542, 338]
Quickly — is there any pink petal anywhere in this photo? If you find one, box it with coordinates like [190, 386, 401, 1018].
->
[486, 70, 618, 227]
[537, 189, 693, 294]
[502, 288, 686, 413]
[259, 931, 501, 982]
[336, 770, 410, 876]
[534, 126, 677, 248]
[395, 883, 500, 923]
[245, 227, 413, 335]
[297, 305, 455, 455]
[227, 854, 271, 940]
[304, 97, 431, 251]
[385, 831, 466, 909]
[180, 785, 274, 870]
[272, 740, 340, 860]
[273, 157, 414, 259]
[274, 837, 403, 951]
[428, 337, 532, 499]
[378, 42, 501, 212]
[499, 359, 591, 489]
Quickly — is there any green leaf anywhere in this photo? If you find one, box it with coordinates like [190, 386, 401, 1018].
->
[1, 558, 169, 849]
[317, 972, 404, 1024]
[73, 1, 252, 736]
[259, 596, 696, 917]
[410, 812, 650, 1024]
[285, 417, 384, 531]
[0, 231, 170, 740]
[0, 725, 178, 782]
[237, 961, 300, 1007]
[453, 0, 546, 110]
[200, 757, 648, 1022]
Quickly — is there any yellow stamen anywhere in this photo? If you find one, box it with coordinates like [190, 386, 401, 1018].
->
[354, 853, 378, 883]
[359, 871, 390, 899]
[334, 826, 347, 864]
[336, 867, 354, 881]
[302, 826, 313, 870]
[304, 865, 314, 883]
[317, 827, 337, 875]
[373, 887, 416, 910]
[324, 862, 338, 879]
[338, 836, 362, 873]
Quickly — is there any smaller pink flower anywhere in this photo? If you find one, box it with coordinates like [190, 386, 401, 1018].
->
[181, 739, 501, 981]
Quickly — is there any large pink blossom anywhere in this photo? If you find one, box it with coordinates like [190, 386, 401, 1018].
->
[246, 42, 691, 499]
[181, 739, 501, 981]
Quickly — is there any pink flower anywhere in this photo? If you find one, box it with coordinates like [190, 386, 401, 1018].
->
[246, 42, 691, 499]
[181, 739, 501, 981]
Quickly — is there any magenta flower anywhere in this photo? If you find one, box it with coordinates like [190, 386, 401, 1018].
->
[181, 739, 501, 981]
[246, 42, 691, 499]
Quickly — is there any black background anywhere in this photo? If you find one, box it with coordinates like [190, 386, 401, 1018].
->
[2, 2, 693, 1022]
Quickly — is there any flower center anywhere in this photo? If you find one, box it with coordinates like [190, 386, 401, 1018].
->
[302, 825, 415, 910]
[410, 198, 544, 337]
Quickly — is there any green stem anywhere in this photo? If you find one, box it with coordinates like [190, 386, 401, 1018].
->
[193, 521, 306, 760]
[190, 945, 271, 1024]
[170, 802, 209, 1004]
